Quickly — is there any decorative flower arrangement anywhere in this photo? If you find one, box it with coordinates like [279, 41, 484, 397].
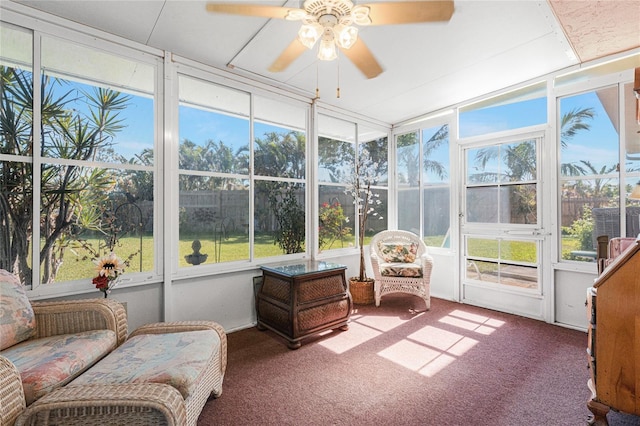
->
[92, 252, 125, 298]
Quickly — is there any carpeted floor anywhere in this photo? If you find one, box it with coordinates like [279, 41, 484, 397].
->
[198, 295, 640, 426]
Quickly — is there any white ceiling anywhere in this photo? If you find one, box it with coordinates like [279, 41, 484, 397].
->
[5, 0, 640, 125]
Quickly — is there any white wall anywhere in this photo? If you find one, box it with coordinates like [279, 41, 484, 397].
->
[430, 252, 456, 301]
[554, 269, 597, 329]
[165, 252, 364, 333]
[57, 249, 596, 334]
[163, 248, 456, 333]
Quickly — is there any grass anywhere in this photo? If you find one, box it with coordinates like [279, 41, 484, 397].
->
[54, 236, 155, 282]
[467, 238, 537, 263]
[52, 233, 575, 283]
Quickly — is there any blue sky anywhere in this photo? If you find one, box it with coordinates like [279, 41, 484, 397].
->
[459, 97, 547, 138]
[57, 79, 619, 175]
[559, 91, 619, 172]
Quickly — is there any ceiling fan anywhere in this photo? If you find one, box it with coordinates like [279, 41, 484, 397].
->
[206, 0, 454, 79]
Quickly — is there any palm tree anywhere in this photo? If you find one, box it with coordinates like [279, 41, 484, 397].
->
[560, 107, 595, 176]
[468, 107, 596, 224]
[1, 65, 132, 284]
[575, 160, 618, 207]
[423, 125, 449, 181]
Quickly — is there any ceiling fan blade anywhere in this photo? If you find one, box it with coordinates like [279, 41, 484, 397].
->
[340, 38, 383, 79]
[269, 39, 308, 72]
[205, 3, 296, 19]
[363, 1, 454, 25]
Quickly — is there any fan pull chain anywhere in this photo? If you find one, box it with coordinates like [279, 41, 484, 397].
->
[336, 58, 341, 98]
[315, 61, 320, 99]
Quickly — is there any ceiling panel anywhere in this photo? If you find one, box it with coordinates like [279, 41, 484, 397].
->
[14, 0, 164, 44]
[149, 1, 273, 71]
[549, 0, 640, 62]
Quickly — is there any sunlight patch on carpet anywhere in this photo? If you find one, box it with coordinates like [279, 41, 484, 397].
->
[409, 325, 478, 356]
[350, 311, 421, 333]
[438, 309, 505, 335]
[318, 320, 382, 354]
[419, 353, 456, 377]
[377, 325, 478, 376]
[378, 340, 442, 371]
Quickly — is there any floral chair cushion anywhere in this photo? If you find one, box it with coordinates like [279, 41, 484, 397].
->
[380, 262, 423, 278]
[71, 329, 221, 400]
[378, 242, 418, 263]
[1, 329, 117, 405]
[0, 269, 36, 351]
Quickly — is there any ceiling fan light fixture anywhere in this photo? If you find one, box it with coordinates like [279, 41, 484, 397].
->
[205, 0, 454, 78]
[298, 23, 322, 48]
[285, 9, 308, 21]
[334, 24, 358, 49]
[317, 38, 338, 61]
[351, 5, 371, 26]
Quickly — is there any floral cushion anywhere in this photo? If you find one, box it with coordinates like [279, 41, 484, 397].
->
[378, 242, 418, 263]
[0, 269, 36, 351]
[1, 329, 117, 405]
[71, 329, 220, 400]
[380, 262, 423, 278]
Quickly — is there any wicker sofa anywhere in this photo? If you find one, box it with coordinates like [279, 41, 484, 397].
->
[2, 269, 227, 426]
[0, 269, 128, 426]
[17, 321, 227, 426]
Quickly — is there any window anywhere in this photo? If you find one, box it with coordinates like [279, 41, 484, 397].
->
[1, 24, 33, 284]
[459, 82, 547, 138]
[397, 131, 420, 234]
[178, 76, 308, 265]
[359, 125, 388, 240]
[465, 139, 538, 225]
[1, 24, 157, 287]
[397, 122, 451, 248]
[317, 115, 387, 252]
[559, 86, 620, 262]
[178, 76, 250, 265]
[318, 115, 356, 252]
[253, 95, 307, 258]
[423, 124, 450, 247]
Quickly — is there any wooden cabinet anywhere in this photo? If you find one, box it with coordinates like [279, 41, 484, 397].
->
[587, 239, 640, 425]
[257, 261, 352, 349]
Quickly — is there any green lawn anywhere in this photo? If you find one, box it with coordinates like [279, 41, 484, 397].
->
[54, 236, 155, 282]
[53, 233, 576, 283]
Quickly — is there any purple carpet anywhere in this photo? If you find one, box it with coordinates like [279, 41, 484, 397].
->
[198, 295, 640, 425]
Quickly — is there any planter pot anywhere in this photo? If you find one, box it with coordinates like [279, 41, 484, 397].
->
[349, 278, 374, 305]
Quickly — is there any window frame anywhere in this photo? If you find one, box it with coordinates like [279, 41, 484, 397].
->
[172, 64, 312, 278]
[0, 20, 164, 296]
[393, 113, 454, 253]
[315, 110, 390, 257]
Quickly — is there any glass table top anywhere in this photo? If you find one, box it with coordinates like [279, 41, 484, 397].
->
[260, 260, 346, 277]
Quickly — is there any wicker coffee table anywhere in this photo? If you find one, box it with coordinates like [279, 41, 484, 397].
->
[257, 261, 352, 349]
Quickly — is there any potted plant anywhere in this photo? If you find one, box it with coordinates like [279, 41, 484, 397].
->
[345, 148, 383, 304]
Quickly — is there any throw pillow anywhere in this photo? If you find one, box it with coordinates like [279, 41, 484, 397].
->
[379, 242, 418, 263]
[0, 269, 36, 351]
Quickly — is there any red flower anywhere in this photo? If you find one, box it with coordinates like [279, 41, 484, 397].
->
[92, 275, 109, 290]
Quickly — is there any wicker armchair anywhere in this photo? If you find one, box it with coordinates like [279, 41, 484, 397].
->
[0, 296, 127, 426]
[370, 230, 433, 309]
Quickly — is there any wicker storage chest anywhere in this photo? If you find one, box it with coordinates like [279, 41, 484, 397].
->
[257, 261, 352, 349]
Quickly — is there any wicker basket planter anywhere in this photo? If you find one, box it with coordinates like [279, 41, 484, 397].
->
[349, 278, 374, 305]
